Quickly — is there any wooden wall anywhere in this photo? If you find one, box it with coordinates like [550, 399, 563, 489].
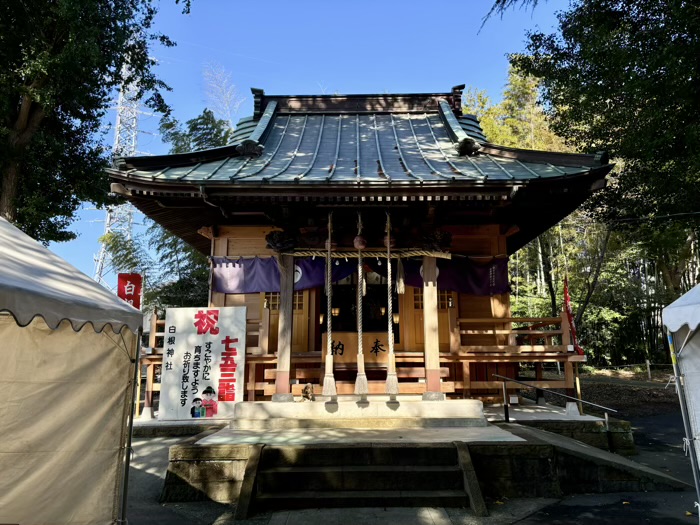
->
[206, 223, 513, 355]
[210, 225, 281, 309]
[209, 225, 313, 354]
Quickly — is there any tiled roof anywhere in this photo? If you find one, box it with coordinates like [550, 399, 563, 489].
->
[110, 87, 608, 187]
[106, 88, 615, 256]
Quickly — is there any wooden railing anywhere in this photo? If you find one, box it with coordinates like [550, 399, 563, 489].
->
[137, 308, 583, 407]
[456, 310, 575, 358]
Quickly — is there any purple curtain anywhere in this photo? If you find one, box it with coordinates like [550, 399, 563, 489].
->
[366, 257, 510, 296]
[211, 257, 356, 294]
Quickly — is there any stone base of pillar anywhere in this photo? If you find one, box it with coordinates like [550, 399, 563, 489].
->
[272, 393, 294, 403]
[565, 401, 581, 417]
[422, 391, 446, 401]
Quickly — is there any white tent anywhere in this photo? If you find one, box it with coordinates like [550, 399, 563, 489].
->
[0, 217, 142, 524]
[663, 284, 700, 512]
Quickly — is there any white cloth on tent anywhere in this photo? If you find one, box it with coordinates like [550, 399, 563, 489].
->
[663, 284, 700, 333]
[0, 316, 136, 525]
[0, 216, 142, 333]
[0, 217, 141, 524]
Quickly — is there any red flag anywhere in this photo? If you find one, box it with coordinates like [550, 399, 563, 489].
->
[117, 273, 143, 310]
[564, 276, 584, 355]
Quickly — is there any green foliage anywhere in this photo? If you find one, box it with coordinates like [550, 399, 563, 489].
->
[464, 66, 569, 152]
[0, 0, 188, 242]
[104, 108, 233, 309]
[487, 0, 700, 364]
[159, 109, 235, 154]
[470, 61, 682, 365]
[511, 0, 700, 299]
[144, 221, 210, 309]
[483, 0, 540, 26]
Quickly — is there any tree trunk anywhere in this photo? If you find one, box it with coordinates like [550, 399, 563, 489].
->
[575, 229, 611, 327]
[538, 235, 558, 317]
[0, 161, 20, 221]
[536, 238, 545, 295]
[2, 93, 46, 222]
[658, 231, 696, 299]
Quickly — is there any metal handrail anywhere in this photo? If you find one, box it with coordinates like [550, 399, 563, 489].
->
[492, 373, 617, 422]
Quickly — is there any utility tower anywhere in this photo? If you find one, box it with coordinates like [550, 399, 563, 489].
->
[93, 66, 139, 289]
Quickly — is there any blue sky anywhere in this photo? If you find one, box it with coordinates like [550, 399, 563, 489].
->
[48, 0, 561, 287]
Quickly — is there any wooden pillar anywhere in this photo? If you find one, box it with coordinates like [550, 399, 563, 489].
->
[462, 361, 471, 398]
[448, 292, 460, 354]
[274, 254, 294, 399]
[144, 363, 155, 416]
[561, 308, 572, 348]
[260, 305, 270, 354]
[247, 362, 257, 401]
[135, 361, 142, 417]
[564, 361, 575, 397]
[535, 362, 545, 404]
[422, 256, 442, 397]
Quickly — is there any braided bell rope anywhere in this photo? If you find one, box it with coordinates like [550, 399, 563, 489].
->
[322, 212, 337, 396]
[355, 248, 368, 395]
[385, 212, 399, 395]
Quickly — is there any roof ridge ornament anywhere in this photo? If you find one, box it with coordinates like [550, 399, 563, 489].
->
[437, 99, 481, 156]
[236, 100, 278, 157]
[451, 84, 466, 116]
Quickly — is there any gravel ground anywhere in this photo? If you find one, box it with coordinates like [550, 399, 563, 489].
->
[519, 369, 681, 419]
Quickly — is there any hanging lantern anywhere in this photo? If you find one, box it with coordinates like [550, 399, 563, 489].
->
[353, 235, 367, 250]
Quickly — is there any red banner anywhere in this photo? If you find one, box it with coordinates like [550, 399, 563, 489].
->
[563, 276, 584, 355]
[117, 273, 142, 310]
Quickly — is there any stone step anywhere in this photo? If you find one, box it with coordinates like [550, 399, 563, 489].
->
[231, 416, 485, 430]
[257, 465, 464, 492]
[255, 490, 469, 510]
[259, 445, 458, 468]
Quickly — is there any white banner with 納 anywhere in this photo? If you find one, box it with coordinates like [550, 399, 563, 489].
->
[159, 306, 246, 420]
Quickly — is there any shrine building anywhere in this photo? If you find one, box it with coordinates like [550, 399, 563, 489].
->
[108, 85, 613, 404]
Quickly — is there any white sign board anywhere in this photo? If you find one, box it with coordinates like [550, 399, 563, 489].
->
[159, 307, 246, 420]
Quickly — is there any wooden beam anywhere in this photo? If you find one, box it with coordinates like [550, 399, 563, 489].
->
[290, 381, 456, 396]
[458, 317, 562, 324]
[459, 345, 569, 353]
[468, 380, 567, 389]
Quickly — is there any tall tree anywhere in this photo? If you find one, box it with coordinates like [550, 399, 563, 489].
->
[104, 108, 234, 309]
[465, 68, 569, 318]
[511, 0, 700, 297]
[159, 109, 235, 154]
[0, 0, 188, 242]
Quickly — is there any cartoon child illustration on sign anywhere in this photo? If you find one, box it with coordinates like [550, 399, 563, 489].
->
[190, 398, 205, 418]
[201, 386, 218, 417]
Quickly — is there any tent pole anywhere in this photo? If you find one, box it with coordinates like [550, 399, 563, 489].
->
[118, 327, 142, 523]
[667, 331, 700, 511]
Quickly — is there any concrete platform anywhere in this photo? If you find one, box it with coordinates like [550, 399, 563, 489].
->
[484, 401, 603, 422]
[197, 425, 522, 446]
[230, 398, 487, 430]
